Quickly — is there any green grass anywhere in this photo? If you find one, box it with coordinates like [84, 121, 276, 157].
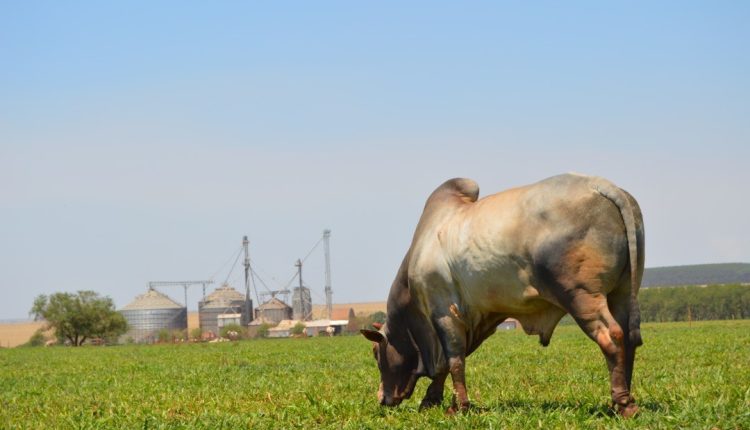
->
[1, 321, 748, 429]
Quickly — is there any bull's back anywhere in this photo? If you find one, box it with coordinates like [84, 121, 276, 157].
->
[442, 174, 631, 314]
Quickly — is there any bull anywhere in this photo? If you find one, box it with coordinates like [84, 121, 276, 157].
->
[361, 173, 644, 417]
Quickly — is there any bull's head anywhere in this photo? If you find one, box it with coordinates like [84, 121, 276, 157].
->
[361, 323, 421, 406]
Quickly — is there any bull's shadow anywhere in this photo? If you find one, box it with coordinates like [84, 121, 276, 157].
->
[430, 398, 664, 417]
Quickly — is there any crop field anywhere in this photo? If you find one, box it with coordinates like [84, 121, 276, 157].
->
[1, 320, 748, 429]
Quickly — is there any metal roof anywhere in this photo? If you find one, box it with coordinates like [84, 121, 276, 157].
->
[330, 308, 355, 320]
[204, 284, 245, 303]
[257, 297, 291, 310]
[305, 319, 350, 327]
[121, 288, 184, 310]
[267, 319, 349, 332]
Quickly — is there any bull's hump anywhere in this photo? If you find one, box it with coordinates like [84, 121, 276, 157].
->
[426, 178, 480, 207]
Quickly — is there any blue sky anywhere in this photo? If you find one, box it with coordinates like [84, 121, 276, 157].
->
[2, 2, 749, 319]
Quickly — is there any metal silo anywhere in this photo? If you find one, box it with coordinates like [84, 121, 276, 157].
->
[292, 286, 312, 321]
[120, 288, 187, 343]
[256, 297, 293, 324]
[198, 283, 252, 336]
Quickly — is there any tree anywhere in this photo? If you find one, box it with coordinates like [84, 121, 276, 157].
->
[369, 311, 386, 325]
[190, 327, 203, 342]
[30, 291, 128, 346]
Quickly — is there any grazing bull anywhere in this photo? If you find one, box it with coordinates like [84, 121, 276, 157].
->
[361, 173, 644, 417]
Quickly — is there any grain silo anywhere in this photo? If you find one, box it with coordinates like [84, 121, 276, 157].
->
[198, 283, 252, 336]
[292, 286, 312, 321]
[120, 288, 187, 343]
[255, 297, 293, 324]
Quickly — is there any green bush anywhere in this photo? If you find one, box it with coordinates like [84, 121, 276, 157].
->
[157, 329, 171, 343]
[256, 323, 272, 338]
[290, 321, 306, 336]
[25, 329, 47, 347]
[220, 324, 245, 340]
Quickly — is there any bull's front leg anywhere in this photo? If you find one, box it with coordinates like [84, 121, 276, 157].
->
[419, 373, 447, 410]
[446, 355, 470, 414]
[442, 304, 470, 414]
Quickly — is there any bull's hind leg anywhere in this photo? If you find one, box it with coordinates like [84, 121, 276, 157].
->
[564, 292, 636, 417]
[607, 281, 640, 417]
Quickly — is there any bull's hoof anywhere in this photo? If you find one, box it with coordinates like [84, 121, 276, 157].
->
[419, 398, 442, 410]
[616, 402, 639, 418]
[446, 402, 471, 415]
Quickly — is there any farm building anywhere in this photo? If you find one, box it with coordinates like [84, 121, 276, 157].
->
[266, 318, 350, 338]
[254, 297, 293, 324]
[199, 283, 252, 337]
[303, 319, 350, 336]
[266, 320, 298, 338]
[120, 288, 187, 343]
[217, 313, 242, 329]
[330, 308, 355, 333]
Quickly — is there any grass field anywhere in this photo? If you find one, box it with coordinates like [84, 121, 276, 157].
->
[1, 321, 748, 429]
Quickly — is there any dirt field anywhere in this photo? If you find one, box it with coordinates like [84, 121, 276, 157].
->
[0, 321, 46, 348]
[187, 312, 199, 331]
[311, 301, 386, 318]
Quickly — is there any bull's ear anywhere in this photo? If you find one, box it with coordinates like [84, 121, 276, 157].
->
[371, 322, 383, 330]
[360, 329, 384, 343]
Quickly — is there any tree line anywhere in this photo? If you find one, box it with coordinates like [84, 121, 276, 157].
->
[638, 284, 750, 322]
[641, 263, 750, 287]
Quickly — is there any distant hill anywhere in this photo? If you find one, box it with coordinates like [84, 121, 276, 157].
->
[642, 263, 750, 287]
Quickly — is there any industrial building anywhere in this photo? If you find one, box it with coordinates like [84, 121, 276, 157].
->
[122, 230, 335, 343]
[198, 283, 252, 337]
[120, 288, 187, 343]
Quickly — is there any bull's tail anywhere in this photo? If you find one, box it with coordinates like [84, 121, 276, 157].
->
[592, 179, 644, 347]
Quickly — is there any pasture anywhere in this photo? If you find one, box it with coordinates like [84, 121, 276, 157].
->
[1, 321, 748, 429]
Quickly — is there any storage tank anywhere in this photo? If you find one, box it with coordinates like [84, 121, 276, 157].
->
[198, 283, 251, 336]
[255, 297, 293, 324]
[292, 286, 312, 321]
[120, 288, 187, 343]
